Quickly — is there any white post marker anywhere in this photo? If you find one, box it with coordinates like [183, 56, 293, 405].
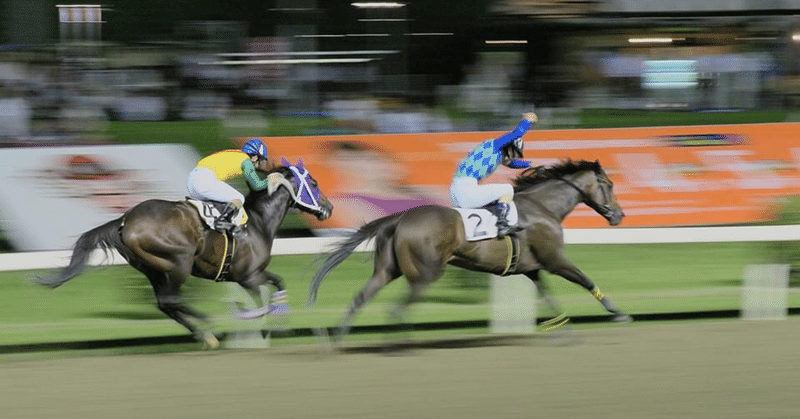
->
[490, 274, 536, 334]
[223, 283, 272, 348]
[741, 264, 790, 321]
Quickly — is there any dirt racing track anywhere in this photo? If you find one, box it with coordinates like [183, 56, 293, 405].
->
[2, 319, 799, 419]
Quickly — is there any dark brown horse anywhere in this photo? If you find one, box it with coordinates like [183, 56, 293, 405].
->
[36, 159, 333, 348]
[308, 159, 630, 341]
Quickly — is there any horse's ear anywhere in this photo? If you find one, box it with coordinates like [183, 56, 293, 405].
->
[281, 157, 291, 167]
[296, 158, 305, 170]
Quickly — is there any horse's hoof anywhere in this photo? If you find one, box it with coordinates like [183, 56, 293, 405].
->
[312, 327, 335, 356]
[201, 332, 220, 350]
[613, 314, 633, 323]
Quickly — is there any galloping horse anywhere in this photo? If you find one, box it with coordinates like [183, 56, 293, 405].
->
[36, 158, 333, 348]
[308, 159, 630, 341]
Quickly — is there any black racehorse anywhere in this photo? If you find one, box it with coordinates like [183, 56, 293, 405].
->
[36, 158, 333, 348]
[308, 159, 630, 341]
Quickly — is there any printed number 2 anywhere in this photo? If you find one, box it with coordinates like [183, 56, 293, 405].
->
[468, 213, 488, 237]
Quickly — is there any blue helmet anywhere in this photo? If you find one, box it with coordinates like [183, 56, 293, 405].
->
[242, 139, 268, 160]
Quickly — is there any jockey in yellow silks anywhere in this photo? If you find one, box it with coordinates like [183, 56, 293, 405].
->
[187, 138, 270, 232]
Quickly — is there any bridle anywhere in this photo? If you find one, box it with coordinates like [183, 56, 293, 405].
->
[558, 173, 616, 219]
[287, 165, 325, 215]
[268, 166, 326, 217]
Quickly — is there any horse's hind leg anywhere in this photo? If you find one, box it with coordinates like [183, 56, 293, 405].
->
[144, 269, 218, 348]
[524, 270, 578, 345]
[524, 270, 569, 328]
[386, 240, 448, 351]
[335, 269, 396, 341]
[381, 279, 429, 354]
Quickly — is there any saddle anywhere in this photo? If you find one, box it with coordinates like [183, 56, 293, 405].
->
[186, 198, 236, 281]
[453, 203, 521, 275]
[186, 198, 246, 232]
[453, 202, 520, 242]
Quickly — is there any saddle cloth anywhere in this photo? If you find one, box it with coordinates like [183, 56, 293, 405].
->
[453, 203, 519, 241]
[185, 198, 246, 230]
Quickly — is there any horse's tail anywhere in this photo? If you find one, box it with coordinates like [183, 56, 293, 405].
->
[33, 217, 127, 288]
[307, 213, 404, 307]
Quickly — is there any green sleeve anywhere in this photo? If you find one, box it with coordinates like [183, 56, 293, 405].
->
[241, 158, 269, 191]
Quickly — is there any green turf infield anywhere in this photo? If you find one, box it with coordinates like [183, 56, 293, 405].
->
[2, 241, 797, 347]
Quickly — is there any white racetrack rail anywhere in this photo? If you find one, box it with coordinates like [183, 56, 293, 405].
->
[4, 225, 800, 272]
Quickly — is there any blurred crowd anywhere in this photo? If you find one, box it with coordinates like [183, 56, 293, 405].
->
[0, 12, 798, 145]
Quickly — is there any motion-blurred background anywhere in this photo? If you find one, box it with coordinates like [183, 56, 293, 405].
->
[3, 0, 800, 350]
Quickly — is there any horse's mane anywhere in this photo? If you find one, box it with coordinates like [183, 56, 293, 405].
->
[513, 159, 602, 192]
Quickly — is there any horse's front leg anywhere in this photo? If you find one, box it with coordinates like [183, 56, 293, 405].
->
[263, 270, 289, 315]
[542, 256, 632, 323]
[234, 270, 288, 319]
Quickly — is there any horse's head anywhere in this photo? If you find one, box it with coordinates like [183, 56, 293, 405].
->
[274, 157, 333, 220]
[574, 162, 624, 226]
[515, 160, 624, 226]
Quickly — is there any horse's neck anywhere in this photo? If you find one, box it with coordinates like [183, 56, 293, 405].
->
[521, 174, 585, 220]
[246, 187, 293, 237]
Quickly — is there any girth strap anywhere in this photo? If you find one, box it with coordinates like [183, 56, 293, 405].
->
[214, 232, 236, 282]
[500, 234, 520, 276]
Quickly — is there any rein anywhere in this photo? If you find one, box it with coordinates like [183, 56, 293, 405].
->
[557, 176, 593, 202]
[557, 175, 613, 217]
[267, 173, 298, 201]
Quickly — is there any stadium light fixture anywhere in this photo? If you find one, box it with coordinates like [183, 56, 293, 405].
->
[218, 50, 399, 57]
[407, 33, 454, 36]
[352, 2, 405, 8]
[628, 37, 675, 44]
[358, 18, 410, 22]
[485, 40, 528, 45]
[204, 58, 377, 65]
[295, 34, 346, 38]
[56, 4, 104, 23]
[346, 33, 391, 37]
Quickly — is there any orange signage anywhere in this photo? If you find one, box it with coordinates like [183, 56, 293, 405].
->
[249, 122, 800, 230]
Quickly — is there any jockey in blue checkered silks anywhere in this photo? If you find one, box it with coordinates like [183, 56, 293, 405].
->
[450, 112, 538, 237]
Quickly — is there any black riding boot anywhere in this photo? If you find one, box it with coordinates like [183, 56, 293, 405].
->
[214, 203, 237, 232]
[494, 202, 513, 238]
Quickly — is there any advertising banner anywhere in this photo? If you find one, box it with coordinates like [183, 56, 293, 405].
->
[253, 122, 800, 232]
[0, 145, 200, 251]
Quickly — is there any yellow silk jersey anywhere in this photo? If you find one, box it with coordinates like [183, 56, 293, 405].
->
[196, 150, 249, 180]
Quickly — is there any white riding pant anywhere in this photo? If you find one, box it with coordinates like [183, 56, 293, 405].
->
[450, 176, 513, 209]
[187, 167, 245, 205]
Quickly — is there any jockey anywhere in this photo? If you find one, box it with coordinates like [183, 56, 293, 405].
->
[450, 112, 538, 238]
[187, 138, 271, 232]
